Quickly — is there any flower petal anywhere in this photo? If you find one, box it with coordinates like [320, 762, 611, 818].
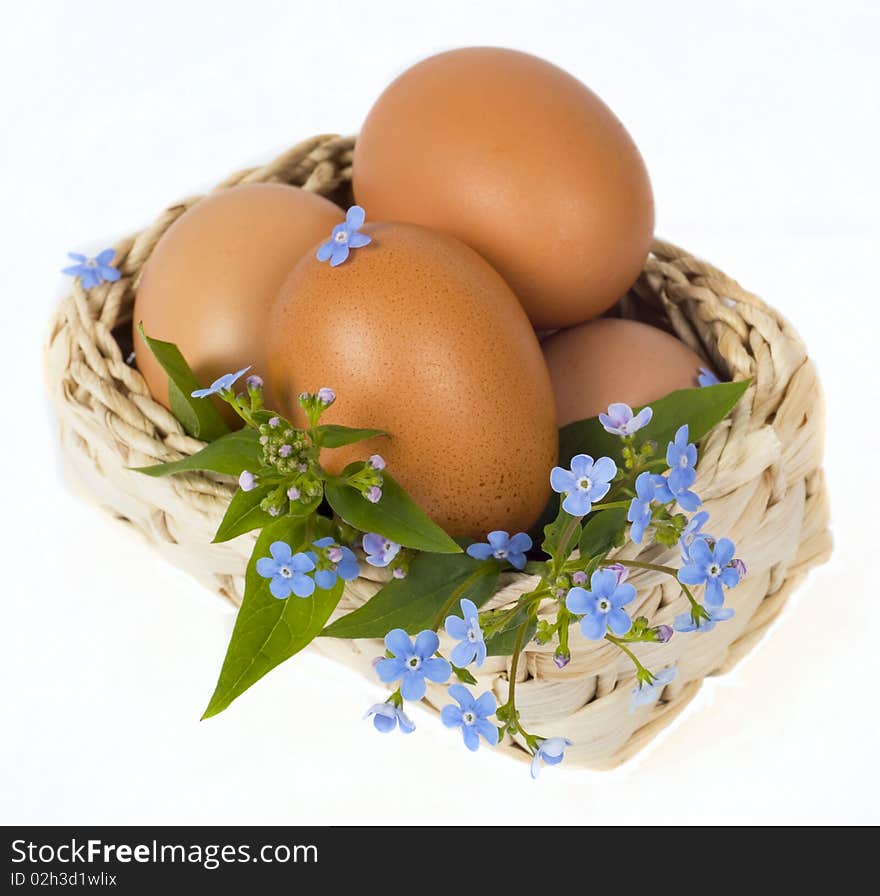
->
[400, 670, 427, 701]
[314, 569, 337, 590]
[316, 241, 335, 262]
[346, 205, 366, 229]
[562, 492, 591, 516]
[704, 579, 725, 607]
[256, 557, 278, 579]
[607, 607, 633, 636]
[444, 615, 469, 640]
[550, 467, 576, 494]
[565, 586, 591, 615]
[347, 232, 372, 248]
[414, 629, 440, 659]
[475, 719, 499, 746]
[384, 628, 413, 658]
[269, 577, 292, 599]
[421, 657, 452, 684]
[474, 691, 497, 718]
[376, 656, 405, 683]
[460, 598, 479, 619]
[441, 704, 463, 728]
[569, 454, 594, 477]
[450, 640, 476, 668]
[329, 245, 350, 267]
[714, 538, 736, 566]
[447, 684, 473, 708]
[580, 613, 606, 640]
[271, 541, 293, 562]
[590, 456, 617, 484]
[291, 574, 315, 598]
[466, 543, 493, 561]
[462, 726, 481, 751]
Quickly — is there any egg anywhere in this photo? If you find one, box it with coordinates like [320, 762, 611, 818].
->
[353, 47, 654, 330]
[542, 318, 711, 427]
[134, 183, 344, 417]
[267, 221, 557, 538]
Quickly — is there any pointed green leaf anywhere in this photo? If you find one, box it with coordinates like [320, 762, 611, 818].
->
[313, 424, 389, 449]
[323, 553, 498, 639]
[212, 485, 274, 543]
[133, 428, 261, 478]
[559, 381, 750, 469]
[484, 610, 538, 657]
[202, 514, 341, 718]
[578, 507, 628, 559]
[324, 468, 460, 554]
[542, 507, 582, 559]
[137, 324, 230, 441]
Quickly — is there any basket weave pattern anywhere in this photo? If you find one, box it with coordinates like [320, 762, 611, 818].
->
[45, 135, 832, 769]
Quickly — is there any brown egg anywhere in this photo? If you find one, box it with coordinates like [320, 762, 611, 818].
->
[267, 222, 558, 538]
[354, 47, 654, 330]
[134, 183, 344, 418]
[542, 318, 711, 426]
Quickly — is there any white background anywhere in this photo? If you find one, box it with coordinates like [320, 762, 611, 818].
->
[2, 0, 878, 825]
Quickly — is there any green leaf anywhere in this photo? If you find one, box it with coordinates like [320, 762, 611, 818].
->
[323, 553, 498, 639]
[313, 424, 388, 449]
[202, 514, 341, 718]
[324, 468, 461, 554]
[133, 428, 262, 478]
[542, 507, 582, 559]
[212, 485, 275, 543]
[559, 381, 750, 469]
[136, 324, 229, 441]
[578, 507, 628, 558]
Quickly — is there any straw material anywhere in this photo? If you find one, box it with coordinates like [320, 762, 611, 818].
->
[44, 134, 832, 769]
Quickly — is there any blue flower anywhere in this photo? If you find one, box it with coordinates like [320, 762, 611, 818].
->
[364, 702, 415, 734]
[191, 365, 251, 398]
[679, 510, 710, 561]
[666, 425, 698, 473]
[630, 667, 677, 712]
[316, 205, 372, 267]
[256, 541, 316, 599]
[598, 402, 653, 437]
[531, 737, 572, 779]
[441, 685, 499, 751]
[376, 629, 451, 701]
[674, 604, 735, 633]
[466, 530, 532, 570]
[550, 454, 617, 516]
[62, 248, 121, 289]
[444, 598, 486, 668]
[678, 537, 740, 607]
[654, 466, 702, 512]
[698, 367, 721, 387]
[362, 533, 401, 568]
[627, 471, 658, 544]
[309, 536, 359, 588]
[566, 568, 636, 640]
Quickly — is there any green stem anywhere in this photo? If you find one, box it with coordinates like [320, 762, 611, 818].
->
[551, 514, 582, 576]
[605, 633, 653, 682]
[593, 500, 630, 511]
[614, 559, 679, 575]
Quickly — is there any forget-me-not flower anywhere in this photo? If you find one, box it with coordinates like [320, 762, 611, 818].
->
[679, 510, 710, 561]
[674, 604, 735, 633]
[678, 537, 740, 607]
[627, 471, 658, 544]
[598, 402, 653, 437]
[309, 536, 359, 588]
[441, 685, 499, 751]
[362, 533, 401, 568]
[654, 466, 702, 512]
[630, 667, 677, 712]
[256, 541, 316, 599]
[530, 737, 572, 779]
[62, 248, 121, 289]
[666, 425, 698, 473]
[376, 629, 451, 701]
[466, 530, 532, 570]
[364, 702, 415, 734]
[191, 365, 252, 398]
[444, 598, 486, 668]
[566, 568, 636, 640]
[550, 454, 617, 517]
[316, 205, 372, 266]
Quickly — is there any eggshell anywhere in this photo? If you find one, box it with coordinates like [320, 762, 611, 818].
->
[354, 47, 654, 329]
[267, 222, 558, 538]
[541, 318, 711, 427]
[134, 183, 344, 417]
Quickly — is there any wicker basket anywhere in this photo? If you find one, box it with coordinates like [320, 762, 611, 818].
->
[44, 134, 832, 769]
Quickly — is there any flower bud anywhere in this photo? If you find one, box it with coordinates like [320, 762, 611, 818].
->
[653, 624, 674, 643]
[317, 387, 336, 406]
[327, 546, 344, 564]
[607, 562, 628, 585]
[238, 471, 257, 492]
[553, 650, 571, 669]
[733, 559, 747, 578]
[246, 375, 263, 390]
[366, 486, 382, 504]
[369, 454, 386, 471]
[571, 570, 588, 585]
[286, 486, 301, 501]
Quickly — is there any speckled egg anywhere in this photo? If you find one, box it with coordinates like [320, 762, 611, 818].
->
[542, 318, 712, 426]
[267, 221, 558, 538]
[134, 183, 344, 417]
[354, 47, 654, 329]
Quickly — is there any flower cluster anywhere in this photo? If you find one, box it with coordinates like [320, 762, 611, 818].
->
[363, 397, 745, 775]
[256, 537, 359, 598]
